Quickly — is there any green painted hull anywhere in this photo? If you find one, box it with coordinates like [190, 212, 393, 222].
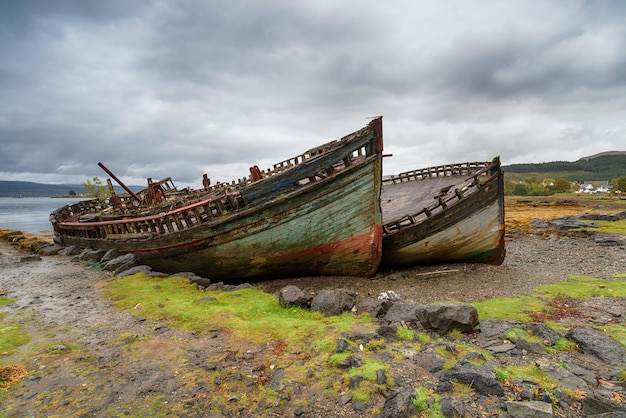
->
[52, 118, 384, 281]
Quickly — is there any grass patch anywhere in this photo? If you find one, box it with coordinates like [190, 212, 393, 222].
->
[578, 219, 626, 235]
[495, 364, 551, 385]
[473, 295, 544, 322]
[0, 313, 30, 357]
[598, 324, 626, 348]
[413, 387, 443, 417]
[536, 276, 626, 300]
[103, 273, 394, 407]
[474, 276, 626, 322]
[103, 273, 374, 345]
[396, 327, 416, 341]
[0, 297, 15, 307]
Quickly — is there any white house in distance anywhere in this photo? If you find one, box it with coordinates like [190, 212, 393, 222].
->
[577, 181, 611, 194]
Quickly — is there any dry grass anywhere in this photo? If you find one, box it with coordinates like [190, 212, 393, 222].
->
[504, 196, 625, 234]
[0, 365, 28, 390]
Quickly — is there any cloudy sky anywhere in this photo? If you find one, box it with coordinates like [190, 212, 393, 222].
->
[1, 0, 625, 188]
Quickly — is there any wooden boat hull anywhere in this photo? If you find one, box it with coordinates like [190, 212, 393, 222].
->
[381, 158, 505, 268]
[52, 118, 384, 281]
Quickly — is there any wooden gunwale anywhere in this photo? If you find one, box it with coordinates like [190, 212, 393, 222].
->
[50, 117, 384, 279]
[382, 160, 499, 235]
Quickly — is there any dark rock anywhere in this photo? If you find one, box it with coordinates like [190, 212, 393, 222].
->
[376, 369, 387, 385]
[100, 248, 120, 263]
[310, 288, 356, 316]
[505, 400, 553, 417]
[487, 343, 516, 354]
[335, 338, 348, 353]
[58, 245, 80, 256]
[349, 375, 364, 390]
[532, 323, 561, 346]
[582, 392, 626, 416]
[116, 265, 167, 278]
[337, 355, 363, 369]
[103, 253, 137, 272]
[339, 393, 353, 405]
[352, 401, 368, 413]
[534, 358, 588, 391]
[80, 249, 107, 262]
[233, 283, 255, 290]
[176, 272, 211, 288]
[375, 387, 417, 418]
[512, 337, 547, 355]
[441, 360, 504, 397]
[382, 299, 424, 324]
[377, 326, 400, 340]
[479, 319, 524, 341]
[566, 326, 626, 366]
[355, 298, 392, 318]
[19, 255, 42, 263]
[417, 302, 478, 334]
[440, 397, 467, 418]
[415, 348, 447, 373]
[267, 368, 285, 391]
[278, 285, 312, 309]
[39, 244, 64, 255]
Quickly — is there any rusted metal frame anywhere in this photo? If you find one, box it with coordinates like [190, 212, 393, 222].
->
[98, 162, 142, 204]
[242, 136, 377, 203]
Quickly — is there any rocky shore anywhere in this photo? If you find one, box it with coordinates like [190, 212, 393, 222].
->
[1, 222, 625, 417]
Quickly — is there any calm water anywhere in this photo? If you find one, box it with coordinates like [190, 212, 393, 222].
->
[0, 197, 84, 234]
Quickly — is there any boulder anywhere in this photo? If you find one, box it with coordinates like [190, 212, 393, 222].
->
[382, 300, 424, 324]
[310, 288, 356, 316]
[566, 326, 626, 366]
[441, 360, 504, 397]
[418, 302, 478, 334]
[278, 285, 312, 309]
[505, 401, 553, 418]
[375, 387, 417, 418]
[532, 323, 561, 346]
[100, 248, 120, 263]
[103, 253, 137, 272]
[355, 298, 392, 318]
[79, 249, 107, 262]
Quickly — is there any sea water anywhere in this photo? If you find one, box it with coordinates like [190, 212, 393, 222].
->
[0, 197, 84, 234]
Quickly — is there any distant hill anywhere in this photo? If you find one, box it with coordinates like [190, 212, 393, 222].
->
[0, 180, 143, 198]
[503, 152, 626, 183]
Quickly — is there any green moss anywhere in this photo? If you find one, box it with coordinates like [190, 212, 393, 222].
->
[577, 219, 626, 235]
[474, 276, 626, 322]
[473, 296, 543, 322]
[413, 387, 443, 417]
[0, 297, 15, 307]
[104, 273, 376, 345]
[0, 313, 30, 357]
[396, 327, 416, 341]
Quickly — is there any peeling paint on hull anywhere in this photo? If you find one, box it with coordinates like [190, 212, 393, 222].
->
[52, 118, 384, 281]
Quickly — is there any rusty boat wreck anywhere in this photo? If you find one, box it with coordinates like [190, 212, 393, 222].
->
[380, 157, 505, 269]
[50, 118, 384, 281]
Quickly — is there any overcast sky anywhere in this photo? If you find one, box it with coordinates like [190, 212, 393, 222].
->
[1, 0, 625, 188]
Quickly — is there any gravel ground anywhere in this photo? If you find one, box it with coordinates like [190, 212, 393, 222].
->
[1, 230, 625, 417]
[256, 233, 626, 304]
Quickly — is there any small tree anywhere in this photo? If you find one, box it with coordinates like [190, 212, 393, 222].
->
[513, 182, 529, 196]
[554, 178, 571, 193]
[82, 176, 107, 199]
[611, 176, 626, 193]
